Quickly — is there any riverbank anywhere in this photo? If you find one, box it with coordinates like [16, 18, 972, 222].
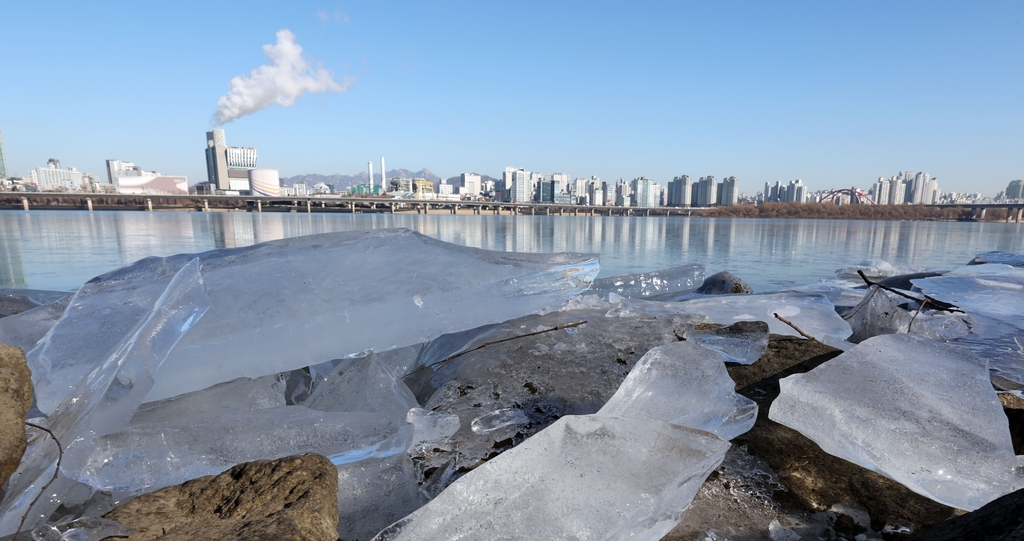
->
[1, 192, 1020, 222]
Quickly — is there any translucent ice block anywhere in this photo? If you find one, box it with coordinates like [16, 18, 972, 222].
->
[29, 229, 597, 411]
[305, 353, 419, 421]
[841, 285, 912, 343]
[768, 334, 1019, 511]
[0, 295, 69, 353]
[373, 415, 729, 540]
[684, 320, 769, 365]
[598, 341, 756, 440]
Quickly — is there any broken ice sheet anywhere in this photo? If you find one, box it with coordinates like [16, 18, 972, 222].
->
[61, 406, 411, 493]
[32, 517, 134, 541]
[769, 333, 1019, 511]
[29, 229, 598, 412]
[129, 374, 287, 425]
[835, 259, 919, 281]
[912, 264, 1024, 329]
[685, 320, 769, 365]
[589, 264, 705, 299]
[598, 341, 757, 440]
[0, 259, 210, 536]
[968, 251, 1024, 267]
[678, 292, 852, 342]
[373, 415, 729, 541]
[406, 408, 460, 451]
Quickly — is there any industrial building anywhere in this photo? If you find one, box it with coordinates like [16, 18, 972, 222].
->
[106, 159, 187, 195]
[203, 129, 278, 195]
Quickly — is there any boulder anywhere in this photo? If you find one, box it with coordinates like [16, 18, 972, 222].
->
[909, 487, 1024, 541]
[0, 343, 32, 488]
[103, 453, 339, 541]
[694, 271, 754, 295]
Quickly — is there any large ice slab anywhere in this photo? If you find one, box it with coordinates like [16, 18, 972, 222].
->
[598, 341, 757, 440]
[968, 251, 1024, 267]
[589, 265, 705, 299]
[373, 415, 729, 540]
[768, 334, 1019, 511]
[29, 229, 598, 411]
[677, 292, 852, 342]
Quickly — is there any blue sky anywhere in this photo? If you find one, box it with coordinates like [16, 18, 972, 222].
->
[1, 1, 1021, 195]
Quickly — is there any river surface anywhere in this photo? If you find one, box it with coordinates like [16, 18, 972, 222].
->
[1, 210, 1022, 293]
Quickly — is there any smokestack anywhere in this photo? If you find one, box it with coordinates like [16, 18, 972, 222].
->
[368, 161, 373, 193]
[380, 156, 386, 193]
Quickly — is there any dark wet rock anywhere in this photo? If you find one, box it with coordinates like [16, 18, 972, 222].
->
[695, 271, 754, 295]
[103, 453, 339, 541]
[875, 271, 945, 291]
[729, 336, 959, 533]
[909, 487, 1024, 541]
[0, 343, 32, 488]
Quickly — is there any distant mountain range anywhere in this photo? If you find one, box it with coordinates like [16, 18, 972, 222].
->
[282, 168, 444, 192]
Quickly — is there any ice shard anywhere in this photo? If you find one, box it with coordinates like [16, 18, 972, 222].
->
[598, 341, 757, 440]
[768, 334, 1019, 511]
[29, 229, 598, 411]
[589, 264, 705, 299]
[305, 352, 419, 421]
[129, 374, 287, 425]
[684, 320, 769, 365]
[61, 406, 411, 493]
[968, 251, 1024, 267]
[841, 285, 912, 343]
[678, 292, 852, 342]
[373, 415, 729, 541]
[835, 259, 919, 281]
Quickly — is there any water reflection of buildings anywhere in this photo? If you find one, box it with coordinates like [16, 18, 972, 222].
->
[0, 221, 26, 286]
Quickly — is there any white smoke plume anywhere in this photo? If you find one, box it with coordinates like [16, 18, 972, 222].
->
[213, 29, 352, 125]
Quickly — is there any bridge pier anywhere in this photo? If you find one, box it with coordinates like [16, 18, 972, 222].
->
[86, 198, 93, 211]
[204, 199, 209, 212]
[146, 198, 153, 212]
[257, 200, 262, 213]
[21, 197, 29, 211]
[307, 200, 312, 213]
[350, 202, 356, 213]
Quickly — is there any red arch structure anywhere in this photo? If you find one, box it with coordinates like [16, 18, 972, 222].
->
[821, 188, 876, 205]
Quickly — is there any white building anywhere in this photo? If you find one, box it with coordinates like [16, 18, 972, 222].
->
[33, 159, 83, 191]
[460, 173, 482, 197]
[106, 159, 188, 195]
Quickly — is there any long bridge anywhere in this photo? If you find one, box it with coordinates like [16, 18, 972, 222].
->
[0, 192, 701, 217]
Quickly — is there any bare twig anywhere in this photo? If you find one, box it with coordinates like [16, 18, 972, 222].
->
[403, 321, 588, 379]
[773, 313, 824, 344]
[15, 422, 64, 540]
[856, 270, 962, 313]
[907, 298, 930, 333]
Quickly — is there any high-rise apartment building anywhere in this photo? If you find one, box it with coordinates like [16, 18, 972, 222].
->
[1006, 180, 1024, 200]
[32, 159, 83, 191]
[460, 173, 481, 197]
[694, 176, 717, 206]
[718, 177, 739, 206]
[668, 175, 693, 206]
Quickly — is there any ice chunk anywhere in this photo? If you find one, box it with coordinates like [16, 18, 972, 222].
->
[685, 320, 769, 365]
[470, 407, 530, 435]
[30, 229, 598, 411]
[589, 264, 705, 299]
[913, 265, 1024, 329]
[129, 374, 287, 425]
[598, 341, 757, 440]
[678, 292, 852, 342]
[0, 288, 69, 317]
[768, 334, 1018, 511]
[842, 285, 912, 343]
[61, 406, 411, 493]
[373, 415, 729, 541]
[31, 517, 134, 541]
[968, 251, 1024, 267]
[305, 352, 419, 421]
[406, 408, 460, 451]
[0, 296, 69, 353]
[0, 259, 210, 536]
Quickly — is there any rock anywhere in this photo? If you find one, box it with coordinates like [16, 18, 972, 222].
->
[102, 453, 339, 541]
[0, 343, 32, 488]
[695, 271, 754, 295]
[909, 487, 1024, 541]
[729, 336, 959, 533]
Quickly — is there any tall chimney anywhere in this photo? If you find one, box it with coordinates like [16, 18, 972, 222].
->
[368, 161, 373, 193]
[380, 156, 386, 193]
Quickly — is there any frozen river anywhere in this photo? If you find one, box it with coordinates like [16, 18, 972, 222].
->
[1, 210, 1022, 292]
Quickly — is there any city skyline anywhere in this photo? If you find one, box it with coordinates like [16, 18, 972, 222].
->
[1, 2, 1021, 195]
